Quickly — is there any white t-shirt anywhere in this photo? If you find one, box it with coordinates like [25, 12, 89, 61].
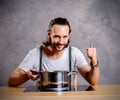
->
[18, 46, 88, 72]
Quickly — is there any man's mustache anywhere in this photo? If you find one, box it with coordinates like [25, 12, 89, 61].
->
[56, 43, 64, 45]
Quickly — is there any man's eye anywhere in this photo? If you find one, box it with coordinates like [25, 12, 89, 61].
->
[54, 36, 60, 38]
[64, 36, 68, 39]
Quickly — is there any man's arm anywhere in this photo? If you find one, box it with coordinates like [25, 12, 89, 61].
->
[8, 68, 39, 87]
[78, 65, 99, 86]
[8, 68, 29, 87]
[78, 47, 100, 86]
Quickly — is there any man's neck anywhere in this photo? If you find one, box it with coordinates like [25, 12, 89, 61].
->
[43, 46, 65, 59]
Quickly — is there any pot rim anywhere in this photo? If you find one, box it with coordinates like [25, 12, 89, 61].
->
[40, 70, 69, 73]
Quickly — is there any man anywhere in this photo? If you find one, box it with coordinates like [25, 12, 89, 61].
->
[8, 17, 99, 87]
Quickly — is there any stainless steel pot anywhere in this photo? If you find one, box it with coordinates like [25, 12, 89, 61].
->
[33, 71, 77, 91]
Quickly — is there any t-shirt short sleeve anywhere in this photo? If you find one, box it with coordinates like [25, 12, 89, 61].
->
[18, 51, 35, 72]
[72, 47, 88, 68]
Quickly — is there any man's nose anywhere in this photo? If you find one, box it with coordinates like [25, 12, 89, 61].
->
[58, 38, 64, 44]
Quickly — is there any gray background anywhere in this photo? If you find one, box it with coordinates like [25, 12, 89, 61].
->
[0, 0, 120, 86]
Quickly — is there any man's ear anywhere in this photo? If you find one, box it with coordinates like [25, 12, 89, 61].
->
[47, 30, 50, 36]
[47, 30, 51, 37]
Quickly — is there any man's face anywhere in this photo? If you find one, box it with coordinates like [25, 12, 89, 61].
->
[48, 24, 70, 51]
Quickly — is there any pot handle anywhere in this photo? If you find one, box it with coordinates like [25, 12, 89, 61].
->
[68, 71, 78, 91]
[68, 70, 78, 76]
[32, 71, 41, 75]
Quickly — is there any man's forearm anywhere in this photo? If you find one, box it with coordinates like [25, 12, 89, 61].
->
[8, 73, 29, 87]
[88, 66, 100, 86]
[8, 68, 29, 87]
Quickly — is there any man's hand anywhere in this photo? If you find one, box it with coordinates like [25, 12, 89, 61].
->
[27, 68, 40, 81]
[86, 48, 98, 65]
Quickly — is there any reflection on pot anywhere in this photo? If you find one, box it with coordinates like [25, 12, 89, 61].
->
[35, 71, 78, 91]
